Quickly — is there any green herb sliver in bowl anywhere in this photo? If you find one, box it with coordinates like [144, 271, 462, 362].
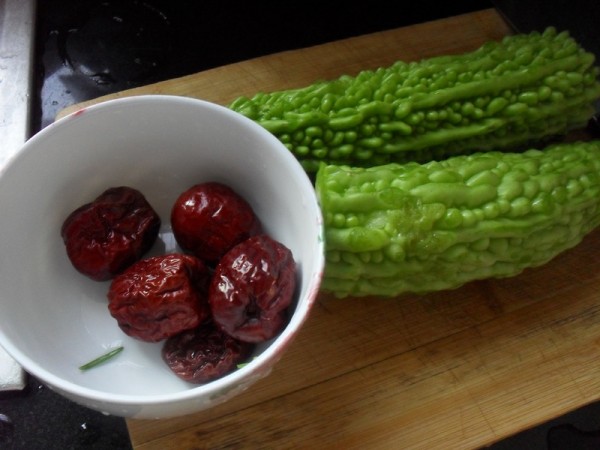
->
[79, 346, 124, 371]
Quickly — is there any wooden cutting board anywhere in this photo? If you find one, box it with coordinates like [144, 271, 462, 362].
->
[59, 8, 600, 449]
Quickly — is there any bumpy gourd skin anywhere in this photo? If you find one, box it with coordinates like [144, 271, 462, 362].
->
[230, 27, 600, 173]
[316, 141, 600, 298]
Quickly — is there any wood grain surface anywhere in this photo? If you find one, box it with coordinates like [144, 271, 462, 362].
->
[59, 8, 600, 449]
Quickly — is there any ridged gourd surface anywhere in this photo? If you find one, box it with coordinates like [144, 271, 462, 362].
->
[230, 27, 600, 173]
[317, 141, 600, 297]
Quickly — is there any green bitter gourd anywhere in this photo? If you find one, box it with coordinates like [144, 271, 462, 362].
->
[316, 140, 600, 298]
[230, 28, 600, 173]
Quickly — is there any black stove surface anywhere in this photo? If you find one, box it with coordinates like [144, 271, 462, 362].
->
[33, 0, 490, 131]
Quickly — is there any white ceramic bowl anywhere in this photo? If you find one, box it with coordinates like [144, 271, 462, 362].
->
[0, 95, 324, 419]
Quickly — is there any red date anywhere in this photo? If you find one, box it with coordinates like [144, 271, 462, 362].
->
[61, 186, 160, 281]
[171, 182, 261, 264]
[107, 254, 211, 342]
[162, 320, 253, 384]
[209, 235, 296, 343]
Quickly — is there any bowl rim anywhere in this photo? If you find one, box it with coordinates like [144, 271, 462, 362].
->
[0, 94, 325, 406]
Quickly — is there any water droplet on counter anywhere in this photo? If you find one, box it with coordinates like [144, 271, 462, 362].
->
[92, 72, 116, 85]
[35, 382, 45, 394]
[77, 421, 101, 445]
[0, 414, 15, 444]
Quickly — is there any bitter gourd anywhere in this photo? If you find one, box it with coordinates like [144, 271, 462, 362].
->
[316, 140, 600, 298]
[230, 28, 600, 173]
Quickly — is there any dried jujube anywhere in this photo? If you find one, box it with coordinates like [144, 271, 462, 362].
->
[209, 235, 296, 343]
[170, 182, 262, 265]
[64, 180, 297, 382]
[61, 186, 160, 281]
[107, 253, 211, 342]
[162, 320, 253, 383]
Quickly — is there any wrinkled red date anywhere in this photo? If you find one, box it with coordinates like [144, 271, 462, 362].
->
[64, 181, 295, 381]
[171, 182, 262, 264]
[209, 235, 296, 343]
[162, 320, 254, 384]
[107, 253, 211, 342]
[61, 186, 160, 281]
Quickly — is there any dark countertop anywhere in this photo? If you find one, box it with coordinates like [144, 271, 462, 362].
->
[0, 376, 132, 449]
[2, 1, 600, 448]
